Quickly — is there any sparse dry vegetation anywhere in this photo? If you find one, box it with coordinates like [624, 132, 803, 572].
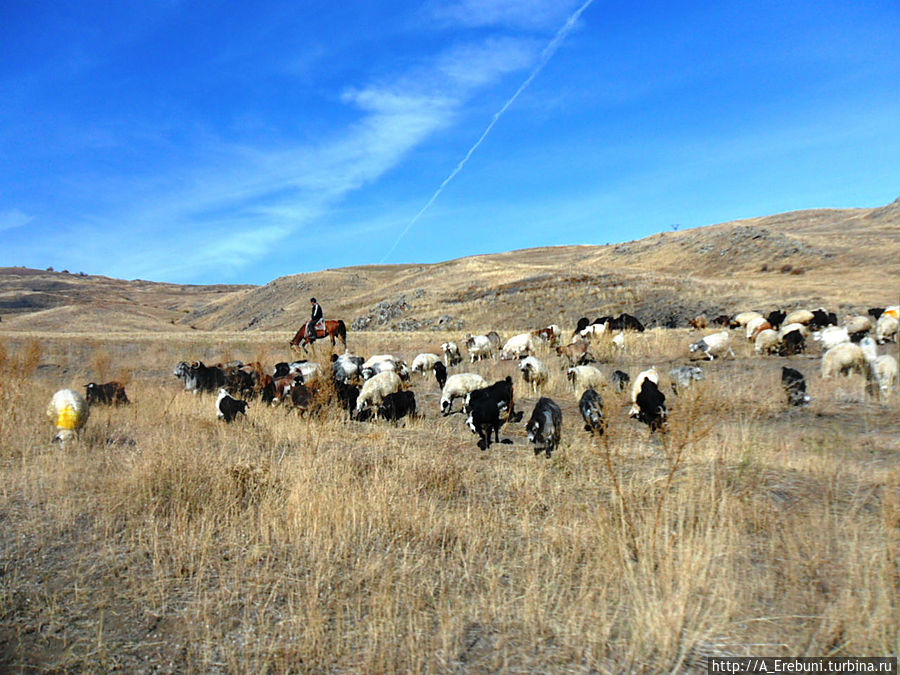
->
[1, 202, 897, 670]
[1, 322, 897, 672]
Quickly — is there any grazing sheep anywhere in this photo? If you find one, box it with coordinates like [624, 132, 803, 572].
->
[465, 376, 520, 425]
[85, 381, 129, 405]
[440, 373, 488, 415]
[870, 355, 898, 397]
[629, 367, 660, 414]
[519, 355, 548, 394]
[526, 397, 563, 458]
[860, 337, 898, 397]
[216, 388, 248, 422]
[784, 309, 815, 326]
[611, 332, 626, 351]
[579, 322, 607, 340]
[556, 338, 593, 367]
[669, 365, 703, 395]
[632, 379, 667, 432]
[531, 325, 560, 346]
[579, 387, 605, 435]
[500, 333, 535, 360]
[812, 326, 850, 351]
[46, 388, 90, 443]
[464, 334, 495, 362]
[332, 353, 364, 384]
[355, 371, 403, 419]
[411, 353, 441, 376]
[754, 329, 780, 355]
[610, 370, 630, 392]
[465, 394, 501, 450]
[766, 310, 786, 330]
[730, 311, 764, 328]
[688, 331, 734, 360]
[486, 331, 503, 351]
[779, 330, 807, 357]
[567, 365, 604, 400]
[745, 317, 772, 341]
[876, 314, 899, 344]
[781, 367, 811, 407]
[843, 315, 872, 339]
[433, 361, 448, 390]
[441, 341, 463, 367]
[688, 314, 708, 330]
[377, 390, 417, 422]
[361, 356, 409, 382]
[821, 342, 867, 379]
[778, 323, 809, 340]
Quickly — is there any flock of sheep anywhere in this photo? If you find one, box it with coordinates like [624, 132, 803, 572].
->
[45, 304, 899, 454]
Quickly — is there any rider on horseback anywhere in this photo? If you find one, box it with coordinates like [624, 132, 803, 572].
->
[307, 298, 324, 343]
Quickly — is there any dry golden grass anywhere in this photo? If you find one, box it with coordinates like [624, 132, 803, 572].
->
[1, 324, 897, 672]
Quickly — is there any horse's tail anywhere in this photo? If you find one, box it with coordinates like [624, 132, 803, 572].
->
[337, 319, 347, 345]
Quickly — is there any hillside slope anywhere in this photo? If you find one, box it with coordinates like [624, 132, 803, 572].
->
[1, 199, 897, 335]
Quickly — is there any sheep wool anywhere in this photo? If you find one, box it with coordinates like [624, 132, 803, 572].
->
[47, 388, 89, 442]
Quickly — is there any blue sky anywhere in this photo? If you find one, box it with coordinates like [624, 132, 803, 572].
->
[2, 0, 898, 285]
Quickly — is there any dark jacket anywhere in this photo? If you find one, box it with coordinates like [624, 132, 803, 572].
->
[310, 302, 323, 323]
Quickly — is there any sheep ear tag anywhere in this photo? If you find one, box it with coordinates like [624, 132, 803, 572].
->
[57, 405, 79, 430]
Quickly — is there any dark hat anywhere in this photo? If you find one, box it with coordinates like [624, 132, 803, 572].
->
[310, 297, 317, 303]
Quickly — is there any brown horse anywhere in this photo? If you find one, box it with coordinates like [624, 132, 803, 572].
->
[290, 319, 348, 353]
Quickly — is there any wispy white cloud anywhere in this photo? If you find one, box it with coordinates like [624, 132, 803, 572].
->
[0, 209, 32, 232]
[24, 32, 541, 282]
[427, 0, 581, 30]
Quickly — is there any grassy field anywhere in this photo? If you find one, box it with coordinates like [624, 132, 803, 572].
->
[1, 325, 897, 672]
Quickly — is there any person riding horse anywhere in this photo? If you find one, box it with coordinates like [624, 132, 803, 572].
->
[307, 298, 324, 343]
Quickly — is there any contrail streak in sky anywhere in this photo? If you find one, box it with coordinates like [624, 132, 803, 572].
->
[379, 0, 595, 263]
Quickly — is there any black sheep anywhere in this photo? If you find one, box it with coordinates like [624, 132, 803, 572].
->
[634, 379, 667, 432]
[465, 395, 501, 450]
[579, 387, 605, 435]
[433, 361, 447, 390]
[378, 390, 417, 422]
[526, 397, 562, 458]
[781, 367, 811, 407]
[216, 389, 248, 423]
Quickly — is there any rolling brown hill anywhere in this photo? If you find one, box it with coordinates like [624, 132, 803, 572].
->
[1, 199, 898, 336]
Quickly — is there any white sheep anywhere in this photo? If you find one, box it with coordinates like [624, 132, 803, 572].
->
[843, 315, 872, 336]
[567, 365, 604, 400]
[46, 388, 90, 443]
[291, 361, 322, 383]
[812, 326, 850, 351]
[778, 322, 809, 339]
[611, 332, 626, 351]
[500, 333, 535, 360]
[355, 371, 403, 417]
[870, 355, 898, 397]
[441, 341, 462, 367]
[440, 373, 488, 415]
[859, 337, 898, 397]
[361, 355, 409, 381]
[731, 311, 764, 327]
[876, 314, 899, 344]
[579, 323, 607, 340]
[688, 331, 734, 360]
[411, 353, 440, 376]
[754, 329, 780, 355]
[784, 309, 815, 326]
[821, 342, 867, 379]
[464, 334, 494, 362]
[745, 316, 771, 340]
[519, 355, 548, 394]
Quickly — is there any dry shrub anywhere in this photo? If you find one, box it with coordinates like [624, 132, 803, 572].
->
[1, 329, 898, 671]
